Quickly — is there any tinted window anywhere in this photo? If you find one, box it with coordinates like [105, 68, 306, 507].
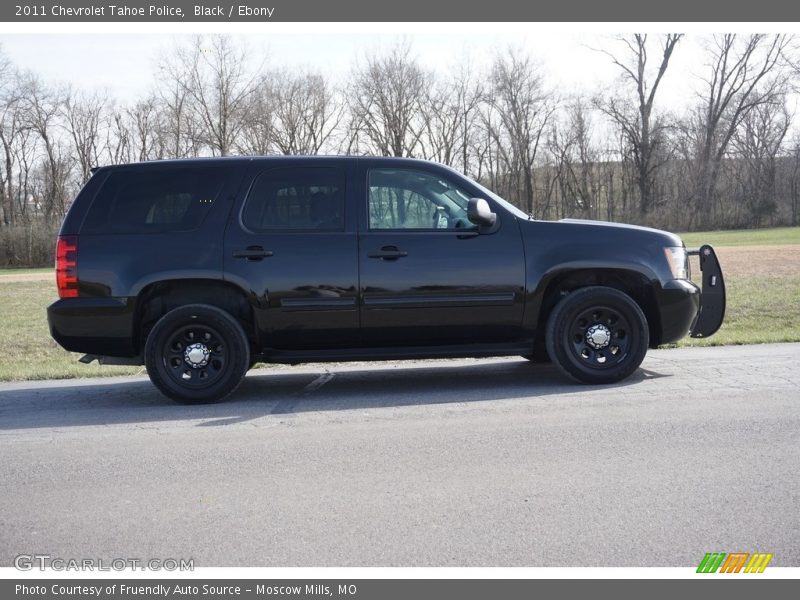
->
[82, 166, 229, 234]
[243, 167, 345, 231]
[368, 168, 475, 230]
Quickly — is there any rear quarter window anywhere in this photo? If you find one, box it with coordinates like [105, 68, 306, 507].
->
[80, 166, 231, 234]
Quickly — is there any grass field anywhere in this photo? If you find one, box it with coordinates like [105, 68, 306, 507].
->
[1, 226, 798, 381]
[0, 279, 143, 381]
[676, 229, 800, 348]
[676, 269, 800, 348]
[0, 267, 53, 279]
[680, 226, 800, 247]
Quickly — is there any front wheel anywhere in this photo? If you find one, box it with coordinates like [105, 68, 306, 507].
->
[144, 304, 250, 404]
[545, 286, 649, 384]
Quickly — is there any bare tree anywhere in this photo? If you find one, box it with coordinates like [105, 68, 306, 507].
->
[103, 107, 131, 165]
[128, 95, 164, 161]
[595, 34, 682, 217]
[691, 34, 791, 228]
[270, 69, 342, 155]
[347, 41, 430, 156]
[546, 99, 602, 219]
[0, 51, 20, 226]
[156, 59, 195, 158]
[10, 125, 37, 220]
[421, 59, 483, 173]
[237, 76, 276, 156]
[62, 88, 106, 183]
[482, 47, 555, 216]
[167, 35, 263, 156]
[729, 98, 790, 227]
[5, 34, 800, 267]
[18, 72, 70, 221]
[787, 138, 800, 227]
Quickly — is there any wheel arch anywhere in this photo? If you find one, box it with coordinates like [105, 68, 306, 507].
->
[533, 266, 663, 350]
[134, 278, 260, 353]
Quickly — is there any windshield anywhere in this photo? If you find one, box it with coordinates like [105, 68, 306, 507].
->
[468, 177, 531, 220]
[434, 162, 531, 220]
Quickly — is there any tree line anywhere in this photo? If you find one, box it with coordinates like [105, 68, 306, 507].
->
[2, 33, 800, 266]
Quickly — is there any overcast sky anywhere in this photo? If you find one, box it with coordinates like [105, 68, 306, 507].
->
[0, 31, 713, 111]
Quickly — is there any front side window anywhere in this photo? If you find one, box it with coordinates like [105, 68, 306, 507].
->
[82, 166, 230, 234]
[368, 168, 476, 231]
[243, 167, 345, 231]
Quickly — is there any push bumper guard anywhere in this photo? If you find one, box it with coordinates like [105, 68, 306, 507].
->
[688, 244, 726, 338]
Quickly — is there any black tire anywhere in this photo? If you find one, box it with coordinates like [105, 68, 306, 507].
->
[144, 304, 250, 404]
[545, 286, 649, 384]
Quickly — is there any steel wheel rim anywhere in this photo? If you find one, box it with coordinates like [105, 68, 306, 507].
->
[162, 323, 227, 388]
[567, 304, 633, 369]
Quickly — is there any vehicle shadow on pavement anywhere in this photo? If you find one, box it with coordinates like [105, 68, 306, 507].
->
[0, 359, 670, 431]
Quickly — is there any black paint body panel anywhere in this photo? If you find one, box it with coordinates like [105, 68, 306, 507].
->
[47, 156, 722, 362]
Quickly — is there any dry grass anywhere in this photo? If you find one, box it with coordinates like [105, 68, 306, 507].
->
[0, 270, 53, 283]
[0, 280, 142, 381]
[681, 226, 800, 247]
[676, 243, 800, 347]
[711, 245, 800, 278]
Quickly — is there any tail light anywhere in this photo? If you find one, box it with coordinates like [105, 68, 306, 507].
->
[56, 235, 79, 298]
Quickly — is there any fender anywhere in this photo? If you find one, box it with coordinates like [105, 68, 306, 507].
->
[524, 259, 661, 333]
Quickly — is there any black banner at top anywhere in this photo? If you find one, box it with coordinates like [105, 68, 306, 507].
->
[3, 0, 800, 22]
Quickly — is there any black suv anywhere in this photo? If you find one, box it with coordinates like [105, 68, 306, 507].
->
[48, 156, 725, 403]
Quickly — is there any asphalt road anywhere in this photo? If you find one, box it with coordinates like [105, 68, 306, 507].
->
[1, 344, 798, 567]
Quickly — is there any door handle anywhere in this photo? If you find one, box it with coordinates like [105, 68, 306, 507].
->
[232, 246, 273, 260]
[367, 246, 408, 260]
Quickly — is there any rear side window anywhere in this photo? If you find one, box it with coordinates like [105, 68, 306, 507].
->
[81, 166, 230, 234]
[242, 167, 345, 231]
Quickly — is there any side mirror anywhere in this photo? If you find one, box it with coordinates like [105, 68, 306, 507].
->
[468, 198, 496, 228]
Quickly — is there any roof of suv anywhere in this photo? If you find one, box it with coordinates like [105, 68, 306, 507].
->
[95, 155, 447, 172]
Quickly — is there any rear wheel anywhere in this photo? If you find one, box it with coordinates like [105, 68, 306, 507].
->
[144, 304, 250, 404]
[545, 286, 648, 384]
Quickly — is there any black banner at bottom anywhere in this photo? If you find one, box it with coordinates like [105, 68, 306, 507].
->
[3, 579, 799, 600]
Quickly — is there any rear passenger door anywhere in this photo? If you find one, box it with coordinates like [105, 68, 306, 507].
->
[224, 161, 359, 350]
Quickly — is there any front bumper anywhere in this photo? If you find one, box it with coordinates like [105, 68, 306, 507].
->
[656, 244, 726, 344]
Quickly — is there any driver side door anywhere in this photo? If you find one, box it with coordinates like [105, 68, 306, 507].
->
[357, 163, 527, 347]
